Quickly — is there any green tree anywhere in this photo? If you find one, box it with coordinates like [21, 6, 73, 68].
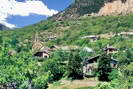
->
[98, 53, 112, 81]
[67, 50, 83, 79]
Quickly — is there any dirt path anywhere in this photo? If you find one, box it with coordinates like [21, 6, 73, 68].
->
[49, 79, 98, 89]
[60, 80, 98, 89]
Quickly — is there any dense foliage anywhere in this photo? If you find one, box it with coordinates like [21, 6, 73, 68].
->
[0, 14, 133, 89]
[98, 54, 112, 81]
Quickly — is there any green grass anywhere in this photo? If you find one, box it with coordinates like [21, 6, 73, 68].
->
[76, 86, 95, 89]
[62, 88, 69, 89]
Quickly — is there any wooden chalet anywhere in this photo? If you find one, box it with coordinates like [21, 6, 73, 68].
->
[34, 47, 50, 59]
[83, 55, 100, 76]
[83, 55, 118, 76]
[34, 51, 50, 59]
[103, 45, 118, 54]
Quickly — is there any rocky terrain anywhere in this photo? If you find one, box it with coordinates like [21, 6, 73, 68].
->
[97, 0, 133, 16]
[51, 0, 105, 20]
[51, 0, 133, 20]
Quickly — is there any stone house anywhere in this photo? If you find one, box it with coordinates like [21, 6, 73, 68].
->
[83, 55, 118, 76]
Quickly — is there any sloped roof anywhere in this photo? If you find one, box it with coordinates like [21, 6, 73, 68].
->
[83, 54, 118, 65]
[103, 46, 118, 51]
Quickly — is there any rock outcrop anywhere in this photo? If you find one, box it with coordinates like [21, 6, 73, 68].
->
[50, 0, 105, 20]
[51, 0, 133, 20]
[97, 0, 133, 16]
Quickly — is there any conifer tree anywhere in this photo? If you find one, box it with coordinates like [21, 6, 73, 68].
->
[98, 53, 112, 81]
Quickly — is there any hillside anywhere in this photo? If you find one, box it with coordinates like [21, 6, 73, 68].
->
[0, 14, 133, 52]
[1, 14, 133, 44]
[0, 0, 133, 89]
[0, 24, 10, 30]
[51, 0, 133, 20]
[0, 13, 133, 89]
[51, 0, 105, 20]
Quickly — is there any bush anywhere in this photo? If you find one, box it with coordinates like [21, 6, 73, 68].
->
[33, 72, 51, 89]
[41, 57, 65, 81]
[108, 69, 119, 81]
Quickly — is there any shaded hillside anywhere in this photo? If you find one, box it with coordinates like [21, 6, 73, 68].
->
[0, 24, 10, 30]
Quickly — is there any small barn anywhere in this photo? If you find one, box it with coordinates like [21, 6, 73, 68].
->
[103, 45, 118, 54]
[83, 55, 118, 76]
[83, 55, 100, 76]
[34, 51, 50, 59]
[33, 46, 52, 61]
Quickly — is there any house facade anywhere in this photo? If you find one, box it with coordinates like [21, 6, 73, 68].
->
[83, 55, 118, 76]
[103, 45, 118, 54]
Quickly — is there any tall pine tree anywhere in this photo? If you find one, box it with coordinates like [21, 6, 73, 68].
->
[98, 53, 112, 81]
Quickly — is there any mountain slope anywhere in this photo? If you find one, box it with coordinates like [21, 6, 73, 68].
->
[0, 3, 133, 89]
[51, 0, 133, 20]
[0, 24, 10, 30]
[1, 14, 133, 46]
[51, 0, 105, 20]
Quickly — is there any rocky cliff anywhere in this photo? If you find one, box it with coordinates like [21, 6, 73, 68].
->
[97, 0, 133, 16]
[51, 0, 133, 20]
[51, 0, 105, 20]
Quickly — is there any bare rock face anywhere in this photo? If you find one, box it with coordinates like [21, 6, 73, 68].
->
[51, 0, 133, 20]
[50, 0, 105, 20]
[97, 0, 133, 16]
